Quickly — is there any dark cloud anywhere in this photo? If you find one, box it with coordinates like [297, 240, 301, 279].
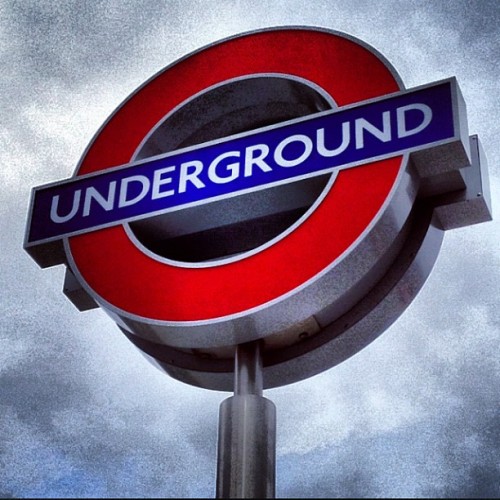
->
[278, 404, 499, 498]
[4, 0, 184, 81]
[0, 314, 220, 497]
[429, 0, 500, 41]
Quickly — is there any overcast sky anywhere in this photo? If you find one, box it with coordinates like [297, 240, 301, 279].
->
[1, 0, 499, 498]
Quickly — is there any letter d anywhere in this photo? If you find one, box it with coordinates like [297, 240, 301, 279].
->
[397, 103, 432, 138]
[118, 175, 150, 208]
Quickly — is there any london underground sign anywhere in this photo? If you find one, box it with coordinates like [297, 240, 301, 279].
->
[28, 80, 455, 244]
[24, 27, 491, 392]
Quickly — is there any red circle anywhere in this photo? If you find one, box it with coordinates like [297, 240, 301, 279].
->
[69, 28, 402, 322]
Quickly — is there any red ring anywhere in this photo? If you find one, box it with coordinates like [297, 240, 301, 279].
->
[69, 28, 402, 322]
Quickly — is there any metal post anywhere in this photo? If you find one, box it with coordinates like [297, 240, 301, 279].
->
[216, 341, 276, 498]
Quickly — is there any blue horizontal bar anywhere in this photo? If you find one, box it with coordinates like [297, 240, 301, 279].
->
[27, 80, 455, 245]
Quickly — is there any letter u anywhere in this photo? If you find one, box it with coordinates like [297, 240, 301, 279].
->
[50, 190, 81, 223]
[317, 122, 350, 157]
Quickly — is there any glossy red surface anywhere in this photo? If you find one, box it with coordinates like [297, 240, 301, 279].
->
[69, 28, 402, 321]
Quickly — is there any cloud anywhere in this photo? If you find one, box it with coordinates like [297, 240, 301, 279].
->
[1, 0, 499, 497]
[0, 300, 222, 497]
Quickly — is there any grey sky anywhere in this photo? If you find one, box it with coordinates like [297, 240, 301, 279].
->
[1, 0, 499, 497]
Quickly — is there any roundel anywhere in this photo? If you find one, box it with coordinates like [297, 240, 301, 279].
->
[66, 28, 404, 343]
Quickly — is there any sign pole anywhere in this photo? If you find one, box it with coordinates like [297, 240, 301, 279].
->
[216, 341, 276, 498]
